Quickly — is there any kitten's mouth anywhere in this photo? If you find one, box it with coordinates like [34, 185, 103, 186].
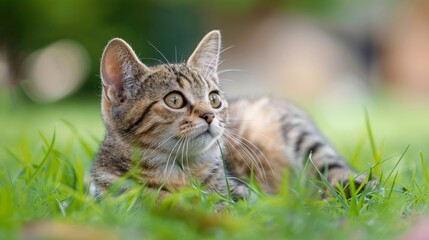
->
[197, 129, 212, 138]
[193, 127, 214, 139]
[205, 129, 214, 137]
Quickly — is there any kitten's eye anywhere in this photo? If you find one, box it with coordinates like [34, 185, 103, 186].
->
[209, 92, 222, 109]
[164, 92, 185, 109]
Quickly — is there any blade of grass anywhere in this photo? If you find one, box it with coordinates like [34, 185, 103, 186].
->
[384, 145, 409, 185]
[387, 171, 398, 199]
[5, 147, 24, 164]
[350, 136, 366, 168]
[25, 130, 56, 191]
[62, 119, 95, 157]
[217, 141, 231, 201]
[420, 152, 429, 189]
[364, 108, 381, 168]
[38, 130, 50, 147]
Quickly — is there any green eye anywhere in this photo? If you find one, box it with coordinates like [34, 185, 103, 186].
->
[164, 92, 185, 109]
[209, 92, 221, 109]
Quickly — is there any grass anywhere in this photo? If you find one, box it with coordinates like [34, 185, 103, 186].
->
[1, 91, 429, 239]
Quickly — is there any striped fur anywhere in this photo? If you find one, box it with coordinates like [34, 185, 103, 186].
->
[226, 98, 367, 194]
[92, 30, 368, 201]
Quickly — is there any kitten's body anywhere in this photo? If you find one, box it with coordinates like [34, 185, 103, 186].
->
[92, 31, 367, 200]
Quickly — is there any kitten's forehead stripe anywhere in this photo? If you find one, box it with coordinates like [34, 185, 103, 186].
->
[175, 76, 184, 88]
[193, 71, 209, 89]
[124, 100, 158, 133]
[176, 72, 193, 86]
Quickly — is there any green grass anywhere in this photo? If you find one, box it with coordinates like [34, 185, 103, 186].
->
[1, 92, 429, 239]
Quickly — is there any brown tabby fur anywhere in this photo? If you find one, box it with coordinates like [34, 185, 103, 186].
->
[92, 30, 369, 201]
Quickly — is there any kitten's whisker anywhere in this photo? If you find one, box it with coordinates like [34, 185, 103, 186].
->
[167, 137, 186, 180]
[140, 57, 166, 65]
[228, 119, 263, 122]
[180, 137, 190, 176]
[164, 136, 184, 178]
[224, 131, 268, 179]
[184, 137, 191, 176]
[227, 131, 276, 177]
[222, 136, 265, 184]
[175, 45, 177, 63]
[227, 119, 276, 143]
[217, 69, 245, 75]
[206, 60, 224, 79]
[226, 121, 274, 142]
[179, 136, 190, 176]
[139, 135, 176, 164]
[185, 137, 191, 176]
[203, 45, 233, 78]
[219, 78, 236, 84]
[223, 132, 267, 184]
[148, 41, 172, 70]
[204, 60, 224, 82]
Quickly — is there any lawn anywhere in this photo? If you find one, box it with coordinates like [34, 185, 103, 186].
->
[1, 90, 429, 240]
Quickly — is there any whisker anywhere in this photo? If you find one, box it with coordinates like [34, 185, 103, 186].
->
[167, 136, 186, 180]
[185, 137, 192, 176]
[175, 45, 177, 63]
[205, 59, 224, 81]
[227, 130, 276, 177]
[222, 136, 265, 184]
[203, 45, 234, 78]
[218, 78, 235, 83]
[139, 135, 176, 164]
[148, 41, 172, 70]
[217, 68, 246, 75]
[223, 131, 267, 183]
[140, 57, 166, 65]
[180, 136, 190, 176]
[228, 119, 265, 122]
[164, 136, 184, 177]
[223, 131, 268, 184]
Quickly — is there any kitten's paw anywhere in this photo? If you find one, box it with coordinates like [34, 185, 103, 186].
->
[327, 171, 377, 198]
[336, 175, 377, 198]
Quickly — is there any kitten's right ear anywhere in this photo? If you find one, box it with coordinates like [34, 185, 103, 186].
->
[101, 38, 149, 103]
[187, 30, 221, 82]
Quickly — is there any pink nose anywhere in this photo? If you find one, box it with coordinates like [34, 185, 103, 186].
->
[201, 112, 215, 124]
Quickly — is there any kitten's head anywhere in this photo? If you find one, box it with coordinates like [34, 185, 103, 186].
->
[100, 31, 227, 155]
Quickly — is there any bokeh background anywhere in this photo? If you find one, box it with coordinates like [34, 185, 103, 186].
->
[2, 0, 429, 102]
[1, 0, 428, 164]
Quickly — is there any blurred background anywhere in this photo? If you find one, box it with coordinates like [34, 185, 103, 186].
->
[2, 0, 429, 103]
[1, 0, 428, 166]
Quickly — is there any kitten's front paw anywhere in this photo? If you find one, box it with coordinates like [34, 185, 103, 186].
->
[328, 171, 377, 198]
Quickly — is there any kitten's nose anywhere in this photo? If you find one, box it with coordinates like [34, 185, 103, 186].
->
[201, 112, 215, 124]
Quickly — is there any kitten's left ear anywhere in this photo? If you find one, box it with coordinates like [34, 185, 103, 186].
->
[187, 30, 221, 83]
[101, 38, 150, 103]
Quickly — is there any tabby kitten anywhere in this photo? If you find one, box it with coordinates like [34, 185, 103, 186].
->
[92, 30, 368, 200]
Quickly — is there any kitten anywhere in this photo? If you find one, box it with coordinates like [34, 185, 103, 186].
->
[92, 30, 369, 201]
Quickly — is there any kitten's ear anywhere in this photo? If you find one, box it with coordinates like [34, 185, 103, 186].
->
[101, 38, 149, 103]
[187, 30, 221, 82]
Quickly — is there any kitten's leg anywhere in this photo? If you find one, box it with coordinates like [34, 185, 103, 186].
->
[228, 178, 250, 201]
[203, 163, 249, 201]
[91, 168, 121, 198]
[92, 166, 174, 203]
